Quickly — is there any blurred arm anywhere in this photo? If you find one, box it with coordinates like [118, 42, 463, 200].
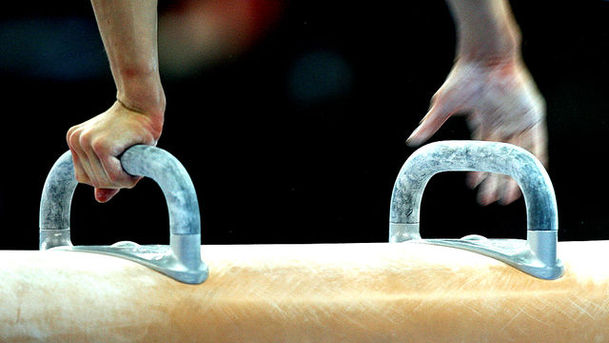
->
[407, 1, 547, 205]
[446, 0, 521, 63]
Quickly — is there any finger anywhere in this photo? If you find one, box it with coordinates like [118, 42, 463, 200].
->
[80, 133, 114, 188]
[68, 150, 91, 185]
[477, 173, 500, 206]
[67, 128, 96, 186]
[406, 94, 457, 147]
[520, 122, 548, 166]
[67, 126, 89, 183]
[469, 122, 519, 205]
[492, 134, 522, 205]
[466, 171, 487, 189]
[98, 154, 140, 188]
[465, 117, 491, 193]
[499, 178, 521, 205]
[83, 145, 114, 187]
[94, 188, 120, 203]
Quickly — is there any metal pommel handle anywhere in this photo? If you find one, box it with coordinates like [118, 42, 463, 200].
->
[389, 140, 563, 280]
[39, 145, 208, 284]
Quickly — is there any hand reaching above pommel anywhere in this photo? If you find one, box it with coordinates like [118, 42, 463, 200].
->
[407, 57, 547, 205]
[407, 0, 548, 206]
[66, 101, 164, 203]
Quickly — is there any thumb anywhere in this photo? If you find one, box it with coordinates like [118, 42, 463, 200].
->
[95, 188, 120, 203]
[406, 96, 455, 147]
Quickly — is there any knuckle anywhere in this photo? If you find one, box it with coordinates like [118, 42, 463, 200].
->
[66, 128, 81, 147]
[77, 134, 88, 147]
[66, 128, 75, 143]
[66, 124, 80, 137]
[78, 129, 94, 147]
[90, 139, 108, 155]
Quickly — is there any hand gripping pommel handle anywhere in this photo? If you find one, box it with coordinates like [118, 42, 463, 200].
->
[389, 140, 563, 280]
[39, 145, 208, 284]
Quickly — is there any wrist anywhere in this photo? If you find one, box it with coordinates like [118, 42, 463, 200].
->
[451, 1, 522, 64]
[457, 33, 521, 65]
[115, 69, 166, 119]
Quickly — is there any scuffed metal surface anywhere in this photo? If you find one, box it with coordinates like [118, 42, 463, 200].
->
[389, 141, 562, 279]
[389, 140, 557, 231]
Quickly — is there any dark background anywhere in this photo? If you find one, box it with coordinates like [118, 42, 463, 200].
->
[1, 1, 608, 249]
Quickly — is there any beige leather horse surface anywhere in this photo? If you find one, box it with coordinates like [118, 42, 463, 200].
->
[1, 240, 607, 342]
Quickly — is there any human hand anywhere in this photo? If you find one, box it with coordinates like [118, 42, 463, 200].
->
[66, 101, 164, 203]
[407, 58, 547, 205]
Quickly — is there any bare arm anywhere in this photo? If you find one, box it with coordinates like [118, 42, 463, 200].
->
[91, 0, 165, 116]
[447, 0, 521, 62]
[408, 0, 546, 205]
[66, 0, 165, 203]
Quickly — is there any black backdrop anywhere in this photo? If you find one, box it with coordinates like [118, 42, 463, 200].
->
[1, 1, 608, 249]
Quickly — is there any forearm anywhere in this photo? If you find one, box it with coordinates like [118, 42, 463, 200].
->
[91, 0, 165, 117]
[446, 0, 521, 63]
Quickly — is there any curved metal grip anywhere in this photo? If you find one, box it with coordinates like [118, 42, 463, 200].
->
[389, 140, 563, 279]
[39, 145, 208, 284]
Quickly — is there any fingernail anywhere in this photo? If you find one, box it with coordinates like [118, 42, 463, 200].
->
[95, 195, 110, 203]
[95, 188, 116, 203]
